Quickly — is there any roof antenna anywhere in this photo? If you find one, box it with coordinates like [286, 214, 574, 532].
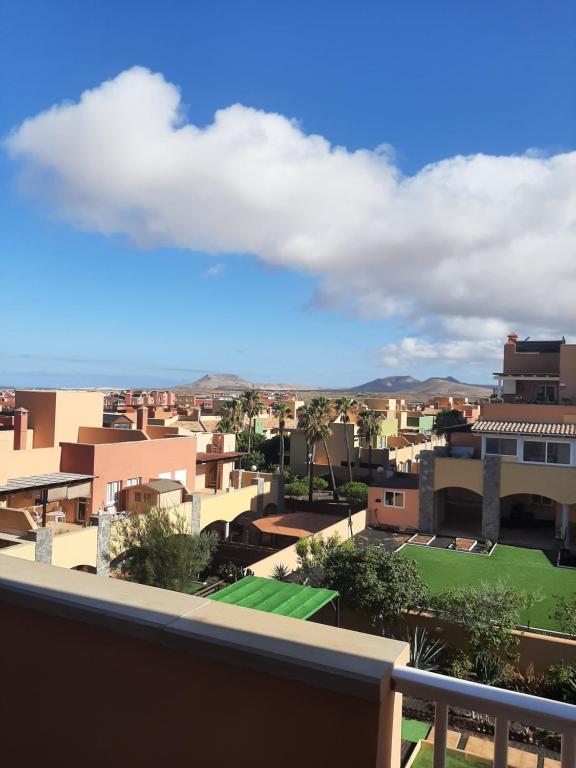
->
[523, 336, 530, 341]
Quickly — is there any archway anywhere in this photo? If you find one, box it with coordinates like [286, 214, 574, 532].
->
[203, 519, 230, 541]
[71, 564, 97, 574]
[263, 502, 278, 517]
[499, 493, 557, 550]
[435, 486, 483, 538]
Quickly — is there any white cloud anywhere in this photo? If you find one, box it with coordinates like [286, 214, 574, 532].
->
[376, 336, 503, 373]
[205, 262, 225, 277]
[6, 66, 576, 355]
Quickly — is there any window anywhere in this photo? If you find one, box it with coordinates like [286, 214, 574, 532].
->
[158, 472, 171, 480]
[535, 385, 557, 403]
[106, 481, 121, 508]
[523, 440, 571, 465]
[485, 437, 517, 456]
[76, 498, 88, 522]
[546, 442, 571, 465]
[134, 492, 142, 502]
[384, 491, 404, 508]
[126, 477, 141, 487]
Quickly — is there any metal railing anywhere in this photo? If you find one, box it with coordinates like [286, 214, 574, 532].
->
[393, 666, 576, 768]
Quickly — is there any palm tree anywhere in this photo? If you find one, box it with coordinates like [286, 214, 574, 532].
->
[240, 389, 263, 453]
[271, 402, 292, 473]
[217, 400, 244, 434]
[297, 404, 316, 502]
[336, 396, 357, 483]
[309, 397, 339, 502]
[358, 409, 382, 482]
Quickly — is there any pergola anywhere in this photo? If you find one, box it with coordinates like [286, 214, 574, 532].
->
[0, 472, 94, 527]
[210, 575, 340, 624]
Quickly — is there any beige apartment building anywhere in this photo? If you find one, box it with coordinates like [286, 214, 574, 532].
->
[420, 335, 576, 548]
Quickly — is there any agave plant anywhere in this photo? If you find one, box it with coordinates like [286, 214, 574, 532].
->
[271, 563, 291, 582]
[473, 652, 508, 686]
[403, 627, 447, 673]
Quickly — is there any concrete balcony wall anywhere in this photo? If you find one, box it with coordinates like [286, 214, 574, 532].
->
[500, 462, 576, 505]
[481, 403, 576, 422]
[434, 457, 484, 495]
[1, 525, 98, 568]
[0, 557, 408, 768]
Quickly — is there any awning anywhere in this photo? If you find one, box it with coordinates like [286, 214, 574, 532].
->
[209, 576, 339, 620]
[196, 452, 244, 463]
[0, 473, 94, 498]
[251, 512, 344, 539]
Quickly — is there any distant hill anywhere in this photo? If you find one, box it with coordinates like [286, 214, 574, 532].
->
[184, 374, 253, 391]
[349, 375, 492, 398]
[177, 373, 317, 391]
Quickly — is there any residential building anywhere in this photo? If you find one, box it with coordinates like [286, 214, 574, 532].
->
[367, 475, 420, 531]
[418, 334, 576, 550]
[0, 390, 242, 531]
[494, 333, 576, 404]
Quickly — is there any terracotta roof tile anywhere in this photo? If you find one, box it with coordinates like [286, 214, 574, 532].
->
[472, 420, 576, 437]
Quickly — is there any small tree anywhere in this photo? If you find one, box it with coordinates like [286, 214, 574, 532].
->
[551, 593, 576, 637]
[338, 481, 368, 507]
[322, 544, 429, 632]
[296, 533, 346, 586]
[434, 408, 468, 448]
[113, 508, 218, 592]
[433, 581, 532, 662]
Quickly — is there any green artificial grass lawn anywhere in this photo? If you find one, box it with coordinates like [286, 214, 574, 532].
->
[402, 719, 430, 743]
[412, 746, 487, 768]
[399, 544, 576, 631]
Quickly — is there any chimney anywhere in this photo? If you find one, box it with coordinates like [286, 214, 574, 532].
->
[136, 406, 148, 432]
[507, 332, 518, 345]
[13, 407, 28, 450]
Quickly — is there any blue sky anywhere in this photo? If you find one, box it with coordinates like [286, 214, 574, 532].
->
[1, 0, 575, 388]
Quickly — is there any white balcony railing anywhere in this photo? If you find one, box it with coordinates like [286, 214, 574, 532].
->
[393, 666, 576, 768]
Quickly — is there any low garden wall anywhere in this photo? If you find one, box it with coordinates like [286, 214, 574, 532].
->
[250, 509, 367, 578]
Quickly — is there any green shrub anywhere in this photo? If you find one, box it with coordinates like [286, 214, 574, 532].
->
[545, 662, 576, 704]
[338, 481, 368, 505]
[312, 476, 329, 490]
[284, 480, 308, 497]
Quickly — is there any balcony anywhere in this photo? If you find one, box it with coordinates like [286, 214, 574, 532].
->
[0, 557, 574, 768]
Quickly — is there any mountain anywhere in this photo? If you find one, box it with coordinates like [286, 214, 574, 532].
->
[181, 374, 254, 391]
[349, 375, 492, 398]
[177, 373, 317, 391]
[349, 376, 421, 392]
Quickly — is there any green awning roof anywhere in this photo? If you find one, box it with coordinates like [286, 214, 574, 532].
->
[209, 575, 339, 620]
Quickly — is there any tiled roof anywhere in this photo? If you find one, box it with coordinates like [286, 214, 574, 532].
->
[472, 421, 576, 437]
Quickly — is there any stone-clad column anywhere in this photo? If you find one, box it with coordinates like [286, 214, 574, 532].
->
[189, 495, 202, 535]
[274, 472, 285, 515]
[251, 477, 265, 518]
[418, 451, 436, 533]
[96, 513, 111, 576]
[35, 527, 53, 565]
[482, 455, 501, 542]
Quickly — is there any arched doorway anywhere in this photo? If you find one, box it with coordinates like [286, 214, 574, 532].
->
[263, 502, 278, 517]
[435, 486, 483, 538]
[499, 493, 557, 549]
[71, 564, 97, 574]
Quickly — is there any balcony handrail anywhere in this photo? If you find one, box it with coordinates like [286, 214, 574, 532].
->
[393, 666, 576, 768]
[393, 666, 576, 732]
